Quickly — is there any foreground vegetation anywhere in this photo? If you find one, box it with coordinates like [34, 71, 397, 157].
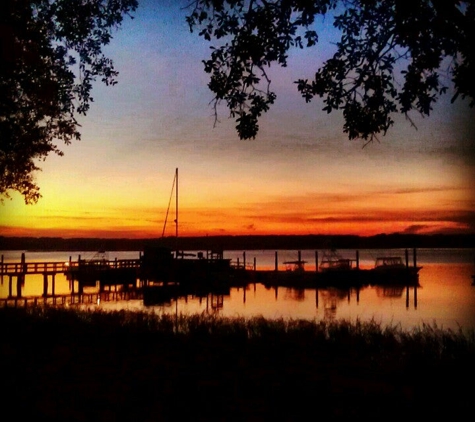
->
[1, 306, 474, 421]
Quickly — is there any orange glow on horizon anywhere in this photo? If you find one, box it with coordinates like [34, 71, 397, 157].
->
[1, 206, 471, 239]
[1, 178, 473, 239]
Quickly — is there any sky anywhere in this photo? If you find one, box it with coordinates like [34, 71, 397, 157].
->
[1, 0, 474, 239]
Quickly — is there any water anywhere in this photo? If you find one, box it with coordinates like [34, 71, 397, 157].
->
[1, 248, 474, 332]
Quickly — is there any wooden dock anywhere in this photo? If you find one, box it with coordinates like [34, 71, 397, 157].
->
[0, 253, 142, 298]
[1, 248, 422, 301]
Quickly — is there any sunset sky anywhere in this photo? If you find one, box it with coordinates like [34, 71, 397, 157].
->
[1, 0, 474, 239]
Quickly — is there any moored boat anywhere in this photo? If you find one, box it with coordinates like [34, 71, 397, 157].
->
[369, 256, 422, 285]
[283, 259, 307, 273]
[141, 168, 236, 303]
[316, 250, 363, 286]
[258, 257, 318, 288]
[319, 249, 357, 272]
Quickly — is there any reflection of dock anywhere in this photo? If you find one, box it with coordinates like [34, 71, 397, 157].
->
[0, 290, 143, 307]
[142, 282, 231, 306]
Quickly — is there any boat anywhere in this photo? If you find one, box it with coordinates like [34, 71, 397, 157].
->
[283, 259, 307, 273]
[141, 169, 235, 303]
[257, 251, 319, 288]
[369, 255, 422, 285]
[316, 249, 363, 286]
[319, 249, 357, 272]
[260, 250, 364, 288]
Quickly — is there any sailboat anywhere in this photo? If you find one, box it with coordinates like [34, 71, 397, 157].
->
[140, 169, 234, 303]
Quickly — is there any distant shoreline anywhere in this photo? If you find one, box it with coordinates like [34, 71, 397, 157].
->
[1, 233, 474, 251]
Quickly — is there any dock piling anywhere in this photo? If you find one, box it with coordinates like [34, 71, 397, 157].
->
[43, 274, 48, 297]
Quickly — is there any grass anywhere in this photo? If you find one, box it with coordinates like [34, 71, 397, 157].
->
[1, 305, 474, 421]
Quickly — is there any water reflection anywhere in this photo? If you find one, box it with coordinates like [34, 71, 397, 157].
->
[138, 279, 421, 331]
[1, 250, 474, 331]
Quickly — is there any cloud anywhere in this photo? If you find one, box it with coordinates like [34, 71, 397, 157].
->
[401, 225, 431, 234]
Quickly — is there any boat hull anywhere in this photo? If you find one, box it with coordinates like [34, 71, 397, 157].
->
[256, 266, 421, 289]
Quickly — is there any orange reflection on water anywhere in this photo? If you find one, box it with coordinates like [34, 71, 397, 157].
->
[1, 251, 473, 333]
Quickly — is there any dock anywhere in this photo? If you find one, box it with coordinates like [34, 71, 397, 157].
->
[1, 248, 422, 304]
[0, 253, 142, 298]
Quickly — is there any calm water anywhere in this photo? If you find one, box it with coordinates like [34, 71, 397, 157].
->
[1, 248, 475, 332]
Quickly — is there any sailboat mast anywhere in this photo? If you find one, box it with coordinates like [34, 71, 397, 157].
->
[175, 167, 178, 254]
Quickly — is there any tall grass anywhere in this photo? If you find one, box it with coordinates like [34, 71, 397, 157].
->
[2, 305, 473, 364]
[1, 305, 474, 420]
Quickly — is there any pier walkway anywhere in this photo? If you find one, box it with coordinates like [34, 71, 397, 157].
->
[0, 258, 141, 276]
[0, 254, 142, 299]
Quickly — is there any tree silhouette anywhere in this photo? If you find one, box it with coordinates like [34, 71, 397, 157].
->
[0, 0, 137, 204]
[186, 0, 474, 140]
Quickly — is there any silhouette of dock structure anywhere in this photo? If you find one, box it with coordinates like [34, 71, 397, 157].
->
[1, 248, 422, 305]
[0, 253, 141, 299]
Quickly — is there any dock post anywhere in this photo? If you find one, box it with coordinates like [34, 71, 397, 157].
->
[315, 251, 319, 272]
[16, 275, 23, 298]
[8, 275, 12, 298]
[43, 274, 48, 297]
[253, 257, 256, 271]
[356, 250, 360, 269]
[274, 251, 278, 271]
[298, 250, 301, 262]
[68, 256, 72, 289]
[52, 274, 55, 297]
[17, 253, 25, 298]
[413, 248, 417, 268]
[71, 266, 75, 295]
[405, 249, 409, 269]
[243, 251, 246, 269]
[1, 254, 3, 285]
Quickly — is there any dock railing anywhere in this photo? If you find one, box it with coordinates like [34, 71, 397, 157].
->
[0, 259, 142, 276]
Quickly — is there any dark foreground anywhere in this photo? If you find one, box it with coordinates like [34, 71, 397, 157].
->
[1, 306, 474, 421]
